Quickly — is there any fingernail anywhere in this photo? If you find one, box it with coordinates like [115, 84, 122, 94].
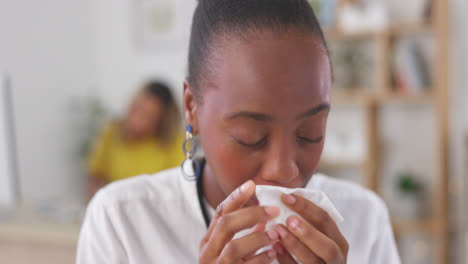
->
[232, 188, 241, 199]
[267, 249, 276, 258]
[276, 225, 288, 239]
[267, 230, 278, 241]
[287, 216, 300, 231]
[283, 194, 296, 205]
[240, 180, 252, 193]
[264, 206, 279, 217]
[215, 203, 223, 215]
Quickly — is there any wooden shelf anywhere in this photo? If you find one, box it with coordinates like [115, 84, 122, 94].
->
[318, 158, 364, 170]
[392, 219, 434, 234]
[331, 90, 374, 104]
[325, 29, 383, 41]
[331, 90, 434, 105]
[325, 21, 432, 41]
[328, 1, 449, 262]
[377, 91, 434, 104]
[389, 21, 433, 36]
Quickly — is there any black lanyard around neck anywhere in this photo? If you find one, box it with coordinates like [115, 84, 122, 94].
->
[196, 159, 211, 229]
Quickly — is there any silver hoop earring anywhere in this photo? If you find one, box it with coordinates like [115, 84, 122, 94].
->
[181, 125, 200, 181]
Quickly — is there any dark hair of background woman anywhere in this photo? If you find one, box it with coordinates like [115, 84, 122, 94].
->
[143, 81, 181, 143]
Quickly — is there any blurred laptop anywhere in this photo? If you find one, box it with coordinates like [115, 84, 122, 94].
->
[0, 73, 19, 216]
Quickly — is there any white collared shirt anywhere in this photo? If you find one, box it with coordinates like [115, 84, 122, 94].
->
[76, 167, 401, 263]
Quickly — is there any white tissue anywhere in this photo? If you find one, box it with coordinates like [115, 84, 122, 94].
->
[233, 185, 344, 263]
[234, 185, 343, 240]
[255, 185, 344, 231]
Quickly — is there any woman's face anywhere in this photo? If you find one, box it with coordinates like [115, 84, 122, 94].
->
[124, 92, 164, 139]
[185, 29, 331, 197]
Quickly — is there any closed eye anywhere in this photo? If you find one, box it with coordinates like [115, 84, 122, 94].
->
[234, 136, 268, 148]
[297, 136, 323, 144]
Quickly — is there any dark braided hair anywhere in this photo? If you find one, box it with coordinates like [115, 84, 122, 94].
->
[187, 0, 329, 101]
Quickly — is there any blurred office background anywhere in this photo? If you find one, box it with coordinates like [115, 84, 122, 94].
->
[0, 0, 466, 263]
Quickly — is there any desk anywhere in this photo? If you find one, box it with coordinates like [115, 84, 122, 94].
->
[0, 206, 81, 264]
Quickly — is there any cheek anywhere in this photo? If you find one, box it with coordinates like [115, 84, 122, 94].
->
[301, 119, 328, 175]
[298, 141, 325, 181]
[127, 114, 143, 130]
[200, 129, 258, 195]
[201, 131, 327, 192]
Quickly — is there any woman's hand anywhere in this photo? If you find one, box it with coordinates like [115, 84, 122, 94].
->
[199, 180, 280, 264]
[273, 194, 349, 264]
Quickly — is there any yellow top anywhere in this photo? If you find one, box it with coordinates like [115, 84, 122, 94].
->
[87, 122, 184, 182]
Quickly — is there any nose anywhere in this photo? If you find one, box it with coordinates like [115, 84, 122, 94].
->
[259, 137, 299, 185]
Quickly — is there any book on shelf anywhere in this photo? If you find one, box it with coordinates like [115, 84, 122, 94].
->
[392, 38, 432, 95]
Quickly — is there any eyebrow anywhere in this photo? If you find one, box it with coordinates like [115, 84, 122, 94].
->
[224, 111, 273, 122]
[296, 103, 330, 120]
[224, 103, 330, 122]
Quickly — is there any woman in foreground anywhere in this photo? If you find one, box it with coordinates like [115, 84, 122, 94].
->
[77, 0, 400, 263]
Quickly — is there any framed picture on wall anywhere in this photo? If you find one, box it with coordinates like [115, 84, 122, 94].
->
[131, 0, 195, 51]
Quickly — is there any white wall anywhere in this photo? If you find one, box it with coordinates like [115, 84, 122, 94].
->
[451, 0, 468, 262]
[0, 0, 196, 203]
[95, 0, 197, 115]
[0, 0, 97, 202]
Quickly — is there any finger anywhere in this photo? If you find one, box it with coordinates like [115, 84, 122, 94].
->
[222, 180, 256, 214]
[250, 221, 267, 234]
[243, 222, 268, 259]
[218, 230, 278, 262]
[281, 193, 348, 253]
[244, 249, 277, 264]
[204, 206, 280, 259]
[200, 201, 226, 249]
[201, 180, 256, 248]
[275, 224, 323, 264]
[286, 216, 344, 264]
[273, 243, 296, 264]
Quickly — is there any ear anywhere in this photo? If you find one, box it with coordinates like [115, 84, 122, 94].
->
[183, 80, 199, 134]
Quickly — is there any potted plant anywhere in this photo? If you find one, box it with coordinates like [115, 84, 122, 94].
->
[394, 170, 426, 220]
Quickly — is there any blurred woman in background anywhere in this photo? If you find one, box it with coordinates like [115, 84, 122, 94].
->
[86, 81, 183, 200]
